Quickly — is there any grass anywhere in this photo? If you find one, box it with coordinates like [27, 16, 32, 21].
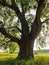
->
[0, 53, 49, 65]
[0, 53, 18, 61]
[34, 53, 49, 65]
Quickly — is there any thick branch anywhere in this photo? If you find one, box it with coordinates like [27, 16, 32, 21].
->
[0, 0, 21, 15]
[0, 27, 20, 44]
[11, 0, 29, 39]
[35, 0, 46, 21]
[30, 0, 46, 40]
[12, 5, 29, 40]
[0, 0, 21, 16]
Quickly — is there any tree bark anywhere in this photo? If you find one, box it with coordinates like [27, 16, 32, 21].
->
[17, 40, 34, 60]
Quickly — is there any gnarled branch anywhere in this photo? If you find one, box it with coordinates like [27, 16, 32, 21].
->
[0, 27, 20, 44]
[30, 0, 46, 40]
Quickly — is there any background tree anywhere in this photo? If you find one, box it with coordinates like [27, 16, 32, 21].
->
[0, 0, 49, 59]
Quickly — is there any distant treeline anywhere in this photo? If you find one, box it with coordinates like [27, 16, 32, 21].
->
[34, 49, 49, 54]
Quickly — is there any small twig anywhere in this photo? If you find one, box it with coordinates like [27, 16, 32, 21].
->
[5, 26, 22, 33]
[42, 18, 49, 24]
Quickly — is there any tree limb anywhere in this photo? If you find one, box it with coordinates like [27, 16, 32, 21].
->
[0, 27, 20, 44]
[30, 0, 46, 40]
[11, 0, 29, 38]
[11, 0, 29, 37]
[0, 0, 21, 16]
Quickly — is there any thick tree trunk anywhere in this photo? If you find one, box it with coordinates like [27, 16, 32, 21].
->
[17, 40, 34, 60]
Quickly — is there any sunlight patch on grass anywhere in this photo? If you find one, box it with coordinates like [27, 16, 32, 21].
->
[0, 53, 18, 61]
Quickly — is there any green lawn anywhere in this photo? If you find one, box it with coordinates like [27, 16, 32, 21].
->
[0, 53, 49, 65]
[0, 53, 18, 61]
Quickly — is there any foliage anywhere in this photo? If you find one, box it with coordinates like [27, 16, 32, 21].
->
[35, 22, 49, 48]
[9, 42, 19, 53]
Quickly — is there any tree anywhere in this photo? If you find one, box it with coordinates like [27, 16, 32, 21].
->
[0, 0, 49, 59]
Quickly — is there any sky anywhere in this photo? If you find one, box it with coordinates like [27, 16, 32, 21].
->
[33, 43, 49, 50]
[33, 37, 49, 50]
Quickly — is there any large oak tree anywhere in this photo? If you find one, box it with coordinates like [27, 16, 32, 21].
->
[0, 0, 49, 59]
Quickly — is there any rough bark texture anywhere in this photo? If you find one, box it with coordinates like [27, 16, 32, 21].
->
[17, 24, 41, 59]
[18, 40, 34, 59]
